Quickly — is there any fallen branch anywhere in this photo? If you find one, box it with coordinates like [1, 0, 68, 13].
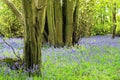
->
[0, 42, 4, 44]
[0, 37, 22, 61]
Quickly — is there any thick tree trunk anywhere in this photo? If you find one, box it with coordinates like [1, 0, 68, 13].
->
[47, 0, 56, 46]
[37, 0, 47, 34]
[22, 0, 46, 76]
[63, 0, 76, 46]
[73, 0, 80, 44]
[112, 2, 117, 39]
[37, 0, 47, 46]
[54, 0, 63, 47]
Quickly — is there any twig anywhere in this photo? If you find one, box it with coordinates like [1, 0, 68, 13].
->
[0, 42, 4, 44]
[0, 37, 22, 61]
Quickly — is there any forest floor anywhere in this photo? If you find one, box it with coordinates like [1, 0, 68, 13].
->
[0, 35, 120, 80]
[0, 35, 120, 58]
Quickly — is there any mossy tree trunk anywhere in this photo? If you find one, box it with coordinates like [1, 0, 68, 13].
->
[63, 0, 76, 46]
[47, 0, 56, 46]
[3, 0, 47, 76]
[44, 0, 80, 46]
[45, 0, 79, 46]
[54, 0, 63, 47]
[73, 0, 80, 44]
[22, 0, 47, 76]
[3, 0, 82, 76]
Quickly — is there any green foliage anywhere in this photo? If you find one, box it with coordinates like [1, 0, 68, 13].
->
[0, 0, 23, 37]
[77, 0, 112, 37]
[90, 0, 111, 35]
[91, 24, 111, 35]
[78, 0, 95, 37]
[76, 0, 120, 36]
[116, 14, 120, 36]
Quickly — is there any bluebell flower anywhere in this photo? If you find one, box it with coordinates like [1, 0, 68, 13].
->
[11, 65, 16, 70]
[71, 48, 76, 53]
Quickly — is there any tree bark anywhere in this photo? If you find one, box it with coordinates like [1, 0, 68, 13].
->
[54, 0, 63, 47]
[37, 0, 47, 34]
[63, 0, 76, 46]
[47, 0, 56, 46]
[73, 0, 80, 44]
[112, 2, 117, 39]
[22, 0, 47, 76]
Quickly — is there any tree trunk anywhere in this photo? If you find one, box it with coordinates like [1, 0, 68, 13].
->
[54, 0, 63, 47]
[73, 0, 80, 44]
[47, 0, 56, 46]
[22, 0, 47, 76]
[63, 0, 76, 46]
[112, 2, 117, 39]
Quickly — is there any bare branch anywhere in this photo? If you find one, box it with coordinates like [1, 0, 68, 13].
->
[2, 0, 23, 22]
[0, 37, 22, 61]
[0, 42, 4, 44]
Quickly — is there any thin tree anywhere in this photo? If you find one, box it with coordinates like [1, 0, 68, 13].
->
[112, 2, 117, 39]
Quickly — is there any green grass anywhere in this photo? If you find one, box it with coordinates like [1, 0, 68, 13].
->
[0, 45, 120, 80]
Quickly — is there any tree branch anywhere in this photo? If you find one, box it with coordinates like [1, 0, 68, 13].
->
[0, 37, 22, 61]
[2, 0, 23, 22]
